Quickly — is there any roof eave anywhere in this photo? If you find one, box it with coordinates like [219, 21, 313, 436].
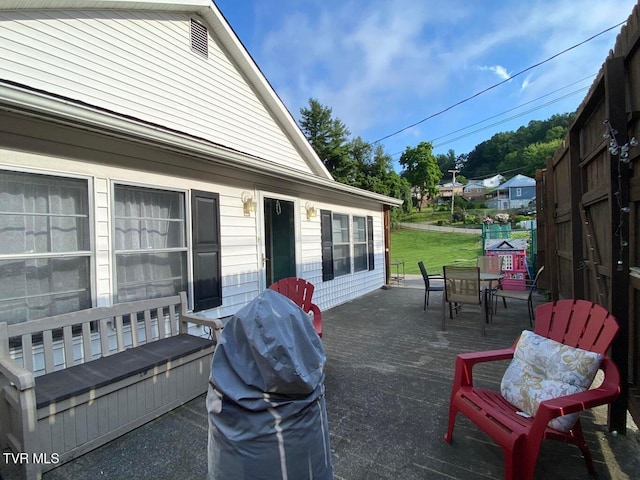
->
[0, 82, 403, 207]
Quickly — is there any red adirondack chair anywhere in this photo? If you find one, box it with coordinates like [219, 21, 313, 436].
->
[268, 277, 322, 338]
[444, 299, 620, 480]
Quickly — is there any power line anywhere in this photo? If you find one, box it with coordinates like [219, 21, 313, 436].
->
[387, 79, 589, 158]
[372, 20, 627, 145]
[428, 75, 593, 144]
[432, 86, 587, 148]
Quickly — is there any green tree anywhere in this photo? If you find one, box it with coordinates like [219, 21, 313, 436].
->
[521, 139, 563, 175]
[436, 149, 457, 182]
[348, 138, 412, 212]
[399, 141, 442, 211]
[299, 98, 351, 180]
[462, 112, 574, 179]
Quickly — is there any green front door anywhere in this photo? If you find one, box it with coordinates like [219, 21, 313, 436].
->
[264, 198, 296, 285]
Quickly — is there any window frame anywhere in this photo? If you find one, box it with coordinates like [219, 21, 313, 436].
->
[352, 215, 368, 272]
[112, 182, 188, 304]
[332, 213, 351, 277]
[321, 210, 375, 280]
[0, 168, 94, 324]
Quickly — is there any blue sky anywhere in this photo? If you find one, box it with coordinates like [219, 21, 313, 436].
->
[214, 0, 636, 170]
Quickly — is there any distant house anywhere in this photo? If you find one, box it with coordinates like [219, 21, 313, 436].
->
[463, 174, 505, 202]
[463, 180, 486, 201]
[438, 181, 464, 203]
[486, 174, 536, 210]
[0, 0, 402, 326]
[483, 174, 505, 188]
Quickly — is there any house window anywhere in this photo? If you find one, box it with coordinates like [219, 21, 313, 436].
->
[190, 18, 208, 58]
[113, 185, 187, 303]
[0, 170, 92, 324]
[333, 213, 351, 276]
[321, 211, 375, 279]
[353, 216, 368, 272]
[367, 216, 374, 271]
[516, 188, 522, 197]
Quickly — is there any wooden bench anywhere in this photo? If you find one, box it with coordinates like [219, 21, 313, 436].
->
[0, 292, 222, 480]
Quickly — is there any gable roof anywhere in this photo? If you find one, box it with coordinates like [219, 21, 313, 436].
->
[497, 174, 535, 190]
[0, 1, 403, 206]
[485, 239, 528, 251]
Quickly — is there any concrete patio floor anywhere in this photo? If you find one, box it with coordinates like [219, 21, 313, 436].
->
[6, 276, 639, 480]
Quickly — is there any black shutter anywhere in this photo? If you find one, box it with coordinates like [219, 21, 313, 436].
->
[367, 215, 374, 270]
[192, 190, 222, 311]
[321, 209, 334, 281]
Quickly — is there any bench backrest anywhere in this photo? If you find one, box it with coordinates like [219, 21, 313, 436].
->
[0, 295, 184, 376]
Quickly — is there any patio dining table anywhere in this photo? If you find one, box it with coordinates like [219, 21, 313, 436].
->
[480, 272, 504, 321]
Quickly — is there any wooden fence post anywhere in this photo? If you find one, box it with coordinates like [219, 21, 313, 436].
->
[605, 55, 629, 434]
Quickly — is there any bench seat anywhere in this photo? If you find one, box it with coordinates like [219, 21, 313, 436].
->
[35, 334, 213, 409]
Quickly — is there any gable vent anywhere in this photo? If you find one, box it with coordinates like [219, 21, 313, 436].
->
[190, 18, 208, 58]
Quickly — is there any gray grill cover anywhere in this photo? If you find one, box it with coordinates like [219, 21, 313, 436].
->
[207, 289, 333, 480]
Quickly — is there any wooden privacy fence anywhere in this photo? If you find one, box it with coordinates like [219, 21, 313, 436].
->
[536, 1, 640, 433]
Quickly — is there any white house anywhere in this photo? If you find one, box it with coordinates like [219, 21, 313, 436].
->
[0, 0, 403, 326]
[483, 174, 504, 188]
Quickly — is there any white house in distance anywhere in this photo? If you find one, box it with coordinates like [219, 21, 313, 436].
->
[0, 0, 403, 327]
[483, 174, 505, 188]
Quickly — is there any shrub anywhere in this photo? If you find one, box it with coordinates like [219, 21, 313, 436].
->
[494, 213, 510, 224]
[464, 214, 479, 224]
[452, 207, 466, 223]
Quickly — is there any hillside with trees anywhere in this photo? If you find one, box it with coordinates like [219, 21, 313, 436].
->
[459, 112, 576, 180]
[297, 98, 576, 210]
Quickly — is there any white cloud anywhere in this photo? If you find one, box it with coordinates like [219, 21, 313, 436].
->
[248, 0, 638, 152]
[480, 65, 511, 80]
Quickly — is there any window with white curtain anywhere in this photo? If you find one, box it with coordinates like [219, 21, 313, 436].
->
[114, 185, 187, 303]
[353, 216, 368, 272]
[0, 170, 92, 324]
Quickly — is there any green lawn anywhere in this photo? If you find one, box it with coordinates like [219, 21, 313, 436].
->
[390, 228, 483, 275]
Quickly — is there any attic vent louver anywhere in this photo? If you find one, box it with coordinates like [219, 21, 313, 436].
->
[190, 18, 208, 58]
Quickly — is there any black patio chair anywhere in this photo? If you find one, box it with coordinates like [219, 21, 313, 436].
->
[492, 265, 545, 326]
[418, 261, 444, 309]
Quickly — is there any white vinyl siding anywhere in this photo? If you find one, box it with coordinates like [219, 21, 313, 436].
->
[0, 145, 387, 322]
[0, 10, 313, 174]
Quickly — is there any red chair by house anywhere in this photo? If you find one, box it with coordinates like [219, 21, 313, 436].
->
[444, 299, 620, 480]
[268, 277, 322, 338]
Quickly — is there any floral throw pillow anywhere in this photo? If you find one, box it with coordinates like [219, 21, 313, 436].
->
[500, 330, 602, 432]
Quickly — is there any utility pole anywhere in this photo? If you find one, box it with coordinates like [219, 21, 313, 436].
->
[448, 169, 459, 221]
